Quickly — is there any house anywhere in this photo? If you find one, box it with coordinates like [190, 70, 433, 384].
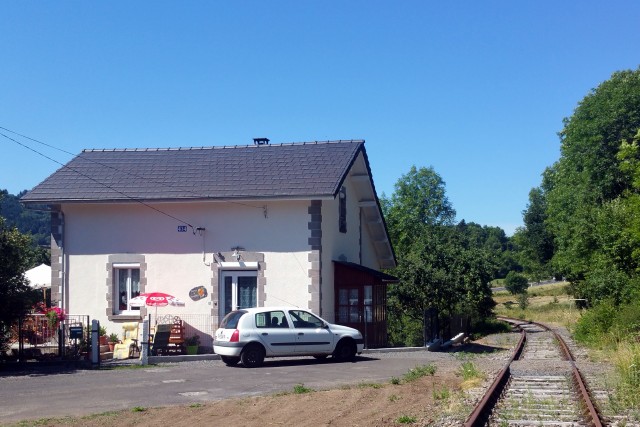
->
[21, 139, 397, 348]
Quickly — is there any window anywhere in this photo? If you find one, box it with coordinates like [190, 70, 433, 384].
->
[220, 271, 257, 317]
[114, 266, 140, 315]
[255, 311, 288, 328]
[289, 310, 324, 329]
[339, 186, 347, 233]
[338, 288, 360, 323]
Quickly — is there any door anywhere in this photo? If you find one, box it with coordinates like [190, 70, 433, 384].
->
[288, 309, 333, 354]
[254, 310, 296, 355]
[220, 271, 257, 318]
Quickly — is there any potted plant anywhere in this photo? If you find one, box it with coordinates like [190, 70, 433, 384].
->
[185, 334, 200, 355]
[99, 326, 108, 346]
[108, 333, 119, 352]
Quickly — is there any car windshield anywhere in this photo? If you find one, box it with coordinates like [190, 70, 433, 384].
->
[220, 310, 247, 329]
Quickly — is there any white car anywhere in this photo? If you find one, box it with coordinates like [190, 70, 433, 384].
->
[213, 307, 364, 367]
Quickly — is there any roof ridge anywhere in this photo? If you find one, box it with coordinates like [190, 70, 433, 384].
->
[81, 139, 364, 153]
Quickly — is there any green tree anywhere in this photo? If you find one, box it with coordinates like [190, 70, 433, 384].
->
[543, 68, 640, 304]
[0, 189, 50, 247]
[504, 271, 529, 295]
[381, 165, 456, 250]
[0, 216, 41, 351]
[513, 187, 554, 282]
[383, 167, 495, 346]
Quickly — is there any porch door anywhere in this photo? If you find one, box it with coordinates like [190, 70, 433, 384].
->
[220, 271, 257, 318]
[337, 286, 372, 326]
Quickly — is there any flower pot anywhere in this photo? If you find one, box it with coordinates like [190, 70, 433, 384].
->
[186, 345, 198, 355]
[108, 342, 116, 352]
[99, 336, 108, 346]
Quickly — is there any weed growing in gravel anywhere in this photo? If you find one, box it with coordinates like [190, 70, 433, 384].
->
[458, 361, 482, 381]
[189, 403, 203, 408]
[131, 406, 146, 412]
[396, 415, 416, 424]
[403, 364, 436, 382]
[390, 376, 401, 385]
[388, 394, 400, 402]
[432, 386, 450, 401]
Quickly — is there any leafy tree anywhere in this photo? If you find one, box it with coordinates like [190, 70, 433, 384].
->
[504, 271, 529, 295]
[543, 68, 640, 304]
[383, 167, 495, 346]
[456, 220, 521, 279]
[0, 189, 51, 248]
[381, 165, 456, 250]
[0, 215, 41, 351]
[513, 187, 554, 281]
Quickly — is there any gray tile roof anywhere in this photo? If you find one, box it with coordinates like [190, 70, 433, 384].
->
[22, 140, 365, 203]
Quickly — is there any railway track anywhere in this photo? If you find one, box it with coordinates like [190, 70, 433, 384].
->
[464, 317, 604, 426]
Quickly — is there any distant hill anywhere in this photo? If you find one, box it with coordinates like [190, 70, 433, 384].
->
[0, 189, 50, 247]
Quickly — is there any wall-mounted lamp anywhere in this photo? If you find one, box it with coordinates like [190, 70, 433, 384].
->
[231, 246, 245, 261]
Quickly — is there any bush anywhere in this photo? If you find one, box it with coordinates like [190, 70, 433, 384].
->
[573, 300, 618, 345]
[505, 271, 529, 295]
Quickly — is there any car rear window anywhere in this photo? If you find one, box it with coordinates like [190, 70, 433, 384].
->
[219, 310, 247, 329]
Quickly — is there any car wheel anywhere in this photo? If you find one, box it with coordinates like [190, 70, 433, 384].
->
[333, 339, 356, 362]
[220, 355, 240, 366]
[241, 343, 265, 368]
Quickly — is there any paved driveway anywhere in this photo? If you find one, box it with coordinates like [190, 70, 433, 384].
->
[0, 350, 455, 423]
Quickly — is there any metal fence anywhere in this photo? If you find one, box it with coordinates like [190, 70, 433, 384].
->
[151, 313, 215, 350]
[4, 314, 90, 362]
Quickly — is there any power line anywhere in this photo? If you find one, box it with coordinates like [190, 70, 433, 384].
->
[0, 131, 197, 231]
[0, 125, 264, 212]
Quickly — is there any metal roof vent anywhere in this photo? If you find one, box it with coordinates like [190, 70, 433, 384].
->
[253, 138, 270, 145]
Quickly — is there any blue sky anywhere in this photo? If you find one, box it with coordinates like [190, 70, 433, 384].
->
[1, 2, 639, 235]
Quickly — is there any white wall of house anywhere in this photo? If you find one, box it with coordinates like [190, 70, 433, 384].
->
[62, 200, 313, 331]
[320, 175, 376, 320]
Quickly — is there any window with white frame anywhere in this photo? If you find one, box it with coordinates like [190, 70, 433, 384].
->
[114, 264, 141, 315]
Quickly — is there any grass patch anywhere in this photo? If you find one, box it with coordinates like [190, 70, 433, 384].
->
[396, 415, 416, 424]
[432, 386, 450, 401]
[457, 361, 484, 382]
[493, 282, 581, 329]
[131, 406, 146, 412]
[357, 382, 382, 389]
[390, 376, 401, 385]
[388, 394, 400, 402]
[189, 403, 203, 408]
[292, 384, 313, 394]
[403, 364, 436, 382]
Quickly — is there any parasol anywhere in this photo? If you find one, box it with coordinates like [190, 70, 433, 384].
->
[129, 292, 185, 320]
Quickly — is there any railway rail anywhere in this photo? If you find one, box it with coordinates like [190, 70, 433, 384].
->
[464, 317, 604, 426]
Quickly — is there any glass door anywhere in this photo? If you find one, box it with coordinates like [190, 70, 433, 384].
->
[220, 271, 257, 317]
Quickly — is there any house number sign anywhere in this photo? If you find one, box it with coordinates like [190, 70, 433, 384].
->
[177, 225, 187, 232]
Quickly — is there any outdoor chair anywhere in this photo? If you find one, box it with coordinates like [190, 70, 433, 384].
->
[112, 322, 140, 359]
[150, 323, 172, 355]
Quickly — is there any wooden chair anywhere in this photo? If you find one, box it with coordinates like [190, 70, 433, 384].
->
[168, 316, 185, 354]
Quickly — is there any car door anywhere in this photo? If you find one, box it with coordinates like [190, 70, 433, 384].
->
[288, 310, 334, 354]
[254, 310, 296, 355]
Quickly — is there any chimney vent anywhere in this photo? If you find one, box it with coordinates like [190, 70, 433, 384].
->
[253, 138, 270, 145]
